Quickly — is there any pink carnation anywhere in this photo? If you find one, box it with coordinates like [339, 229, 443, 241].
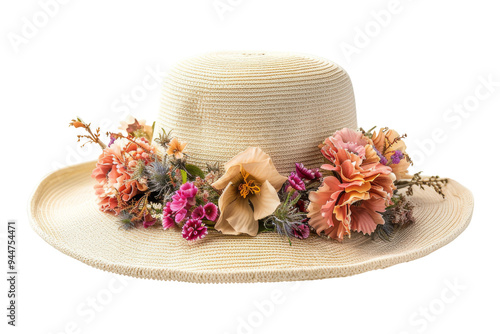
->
[162, 215, 175, 229]
[182, 219, 208, 241]
[179, 182, 198, 201]
[162, 203, 175, 229]
[175, 208, 188, 223]
[170, 194, 188, 212]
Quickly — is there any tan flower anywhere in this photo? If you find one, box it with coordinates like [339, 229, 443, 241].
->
[212, 147, 287, 236]
[166, 137, 187, 159]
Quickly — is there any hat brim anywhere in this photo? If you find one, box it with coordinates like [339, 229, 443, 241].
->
[29, 161, 473, 283]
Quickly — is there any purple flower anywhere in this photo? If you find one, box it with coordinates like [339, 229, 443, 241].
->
[191, 205, 205, 220]
[390, 150, 404, 164]
[203, 202, 218, 221]
[295, 163, 315, 180]
[108, 135, 116, 147]
[182, 219, 208, 241]
[373, 147, 388, 165]
[288, 172, 306, 191]
[292, 224, 310, 239]
[175, 208, 188, 223]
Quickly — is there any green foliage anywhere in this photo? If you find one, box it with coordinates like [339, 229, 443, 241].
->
[180, 169, 188, 184]
[185, 164, 205, 180]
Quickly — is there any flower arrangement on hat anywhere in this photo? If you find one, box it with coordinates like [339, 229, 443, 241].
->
[70, 118, 448, 243]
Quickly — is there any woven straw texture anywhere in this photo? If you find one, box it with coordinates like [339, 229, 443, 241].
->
[29, 161, 473, 283]
[156, 51, 357, 174]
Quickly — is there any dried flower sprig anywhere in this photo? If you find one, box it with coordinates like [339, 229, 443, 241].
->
[384, 132, 407, 153]
[69, 118, 106, 149]
[374, 194, 416, 241]
[154, 128, 173, 148]
[395, 172, 449, 198]
[206, 162, 221, 174]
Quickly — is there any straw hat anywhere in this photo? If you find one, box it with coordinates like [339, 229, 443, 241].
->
[29, 52, 473, 283]
[158, 52, 357, 174]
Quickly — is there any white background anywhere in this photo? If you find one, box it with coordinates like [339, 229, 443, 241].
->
[1, 0, 499, 333]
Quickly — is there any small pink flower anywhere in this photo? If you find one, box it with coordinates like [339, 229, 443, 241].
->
[180, 182, 198, 199]
[292, 224, 310, 239]
[170, 194, 187, 212]
[191, 205, 205, 220]
[162, 215, 175, 229]
[288, 172, 306, 191]
[175, 208, 188, 223]
[295, 163, 315, 180]
[182, 219, 208, 241]
[163, 202, 173, 215]
[204, 202, 218, 221]
[143, 214, 156, 228]
[202, 190, 210, 203]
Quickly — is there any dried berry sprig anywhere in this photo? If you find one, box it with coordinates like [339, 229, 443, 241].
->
[106, 131, 152, 153]
[69, 118, 106, 149]
[373, 194, 416, 241]
[359, 125, 378, 138]
[395, 172, 449, 198]
[206, 162, 221, 174]
[117, 193, 157, 227]
[384, 133, 407, 154]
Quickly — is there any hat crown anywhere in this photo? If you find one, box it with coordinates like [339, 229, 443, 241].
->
[156, 51, 357, 173]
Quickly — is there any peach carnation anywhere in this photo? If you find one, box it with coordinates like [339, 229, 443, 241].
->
[307, 129, 395, 241]
[321, 128, 380, 165]
[92, 137, 156, 214]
